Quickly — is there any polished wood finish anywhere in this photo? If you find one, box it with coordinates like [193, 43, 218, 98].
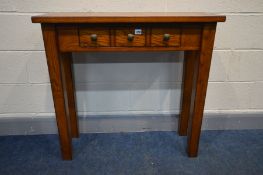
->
[187, 23, 217, 157]
[58, 26, 80, 52]
[32, 12, 226, 23]
[32, 13, 225, 160]
[178, 51, 198, 136]
[41, 24, 72, 160]
[57, 24, 202, 52]
[61, 53, 79, 138]
[181, 25, 202, 48]
[115, 27, 146, 47]
[151, 27, 181, 47]
[79, 27, 111, 47]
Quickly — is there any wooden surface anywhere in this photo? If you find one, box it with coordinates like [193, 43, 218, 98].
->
[57, 24, 202, 52]
[178, 51, 198, 136]
[115, 27, 146, 47]
[60, 53, 79, 138]
[187, 23, 217, 157]
[79, 27, 111, 47]
[41, 24, 72, 160]
[32, 12, 226, 23]
[151, 27, 181, 47]
[33, 13, 225, 160]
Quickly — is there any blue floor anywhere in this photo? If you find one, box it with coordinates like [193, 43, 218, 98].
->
[0, 130, 262, 175]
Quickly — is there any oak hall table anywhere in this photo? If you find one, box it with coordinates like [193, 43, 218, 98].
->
[32, 12, 226, 160]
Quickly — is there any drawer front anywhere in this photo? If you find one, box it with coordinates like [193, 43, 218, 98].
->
[57, 24, 201, 52]
[151, 27, 181, 47]
[115, 27, 146, 47]
[79, 27, 110, 47]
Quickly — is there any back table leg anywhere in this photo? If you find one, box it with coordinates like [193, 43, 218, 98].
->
[178, 51, 198, 136]
[61, 53, 79, 138]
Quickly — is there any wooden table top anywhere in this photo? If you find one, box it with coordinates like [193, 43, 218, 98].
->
[31, 12, 226, 23]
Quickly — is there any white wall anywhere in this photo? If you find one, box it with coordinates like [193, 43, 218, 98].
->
[0, 0, 263, 120]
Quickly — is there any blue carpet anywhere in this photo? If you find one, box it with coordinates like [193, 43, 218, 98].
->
[0, 130, 262, 175]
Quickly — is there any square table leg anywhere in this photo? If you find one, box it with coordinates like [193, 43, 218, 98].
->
[186, 23, 217, 157]
[60, 53, 79, 138]
[178, 51, 198, 136]
[41, 24, 72, 160]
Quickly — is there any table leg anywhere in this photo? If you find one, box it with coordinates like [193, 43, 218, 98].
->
[187, 23, 217, 157]
[61, 53, 79, 138]
[178, 51, 198, 136]
[41, 24, 72, 160]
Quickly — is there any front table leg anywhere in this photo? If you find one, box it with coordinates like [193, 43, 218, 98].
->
[187, 23, 217, 157]
[41, 24, 72, 160]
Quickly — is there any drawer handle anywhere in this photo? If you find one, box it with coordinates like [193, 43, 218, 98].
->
[127, 33, 134, 41]
[163, 34, 170, 41]
[90, 34, 97, 41]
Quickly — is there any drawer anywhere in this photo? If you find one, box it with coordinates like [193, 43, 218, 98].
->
[79, 27, 110, 47]
[151, 27, 181, 47]
[115, 27, 146, 47]
[57, 25, 201, 52]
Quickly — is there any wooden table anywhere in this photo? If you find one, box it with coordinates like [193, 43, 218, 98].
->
[32, 12, 226, 160]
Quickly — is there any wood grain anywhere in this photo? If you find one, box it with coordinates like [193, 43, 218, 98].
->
[61, 53, 79, 138]
[187, 23, 217, 157]
[59, 46, 201, 52]
[32, 12, 226, 23]
[178, 51, 198, 136]
[57, 24, 202, 52]
[79, 27, 111, 47]
[41, 24, 72, 160]
[34, 13, 225, 160]
[181, 25, 202, 48]
[115, 27, 146, 47]
[151, 27, 181, 47]
[58, 26, 80, 52]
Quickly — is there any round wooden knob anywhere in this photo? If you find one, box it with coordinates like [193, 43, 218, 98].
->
[90, 34, 97, 41]
[163, 34, 170, 41]
[127, 33, 134, 41]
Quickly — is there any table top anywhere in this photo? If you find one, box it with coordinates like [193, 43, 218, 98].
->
[31, 12, 226, 23]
